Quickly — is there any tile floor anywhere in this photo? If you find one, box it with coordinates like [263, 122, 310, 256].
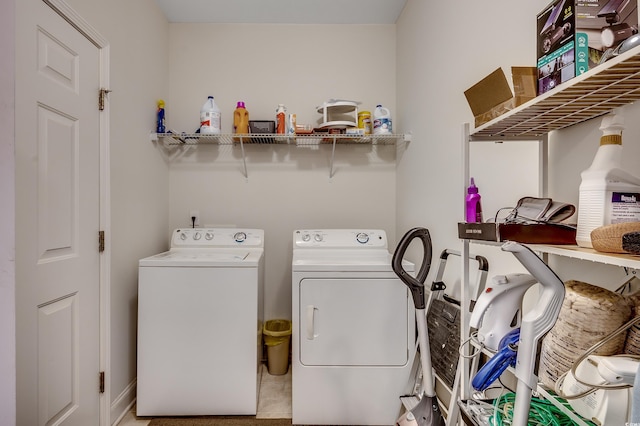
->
[116, 364, 292, 426]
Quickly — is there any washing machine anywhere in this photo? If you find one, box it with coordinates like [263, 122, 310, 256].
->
[291, 229, 416, 425]
[137, 228, 264, 416]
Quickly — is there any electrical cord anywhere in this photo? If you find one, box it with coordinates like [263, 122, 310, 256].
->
[554, 314, 640, 399]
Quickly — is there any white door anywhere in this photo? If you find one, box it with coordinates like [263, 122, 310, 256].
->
[15, 0, 103, 424]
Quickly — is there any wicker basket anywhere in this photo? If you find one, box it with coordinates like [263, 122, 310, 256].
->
[538, 280, 633, 389]
[591, 222, 640, 254]
[624, 294, 640, 355]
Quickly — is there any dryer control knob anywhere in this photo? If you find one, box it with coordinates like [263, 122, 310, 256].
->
[314, 233, 323, 242]
[193, 232, 202, 240]
[356, 232, 370, 244]
[234, 232, 247, 243]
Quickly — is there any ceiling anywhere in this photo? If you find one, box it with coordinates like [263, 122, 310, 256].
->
[154, 0, 408, 24]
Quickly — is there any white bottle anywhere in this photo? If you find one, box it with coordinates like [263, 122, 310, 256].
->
[576, 109, 640, 248]
[200, 96, 221, 134]
[373, 105, 392, 135]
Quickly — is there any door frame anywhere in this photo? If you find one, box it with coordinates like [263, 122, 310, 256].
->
[42, 1, 111, 424]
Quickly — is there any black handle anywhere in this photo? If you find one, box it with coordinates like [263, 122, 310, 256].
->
[392, 227, 432, 309]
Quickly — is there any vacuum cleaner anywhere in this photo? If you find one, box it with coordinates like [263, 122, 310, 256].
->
[392, 227, 445, 426]
[469, 242, 565, 425]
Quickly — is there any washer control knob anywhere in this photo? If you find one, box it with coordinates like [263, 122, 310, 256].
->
[356, 232, 370, 244]
[314, 233, 323, 242]
[302, 233, 311, 242]
[180, 232, 188, 241]
[205, 232, 214, 240]
[193, 232, 202, 240]
[234, 232, 247, 243]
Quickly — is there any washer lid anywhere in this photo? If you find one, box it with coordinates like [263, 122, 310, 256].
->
[139, 248, 263, 267]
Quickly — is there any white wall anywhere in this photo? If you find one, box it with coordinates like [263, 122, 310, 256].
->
[166, 23, 398, 320]
[0, 0, 16, 424]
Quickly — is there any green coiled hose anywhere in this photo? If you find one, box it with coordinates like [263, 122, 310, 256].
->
[488, 392, 597, 426]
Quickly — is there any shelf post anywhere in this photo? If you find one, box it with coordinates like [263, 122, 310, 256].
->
[239, 136, 248, 179]
[460, 123, 472, 407]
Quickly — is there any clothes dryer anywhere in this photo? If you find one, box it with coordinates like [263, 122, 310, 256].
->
[291, 229, 416, 425]
[137, 228, 264, 416]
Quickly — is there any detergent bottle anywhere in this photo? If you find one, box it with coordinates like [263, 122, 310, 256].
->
[466, 177, 483, 223]
[276, 104, 287, 135]
[200, 96, 221, 134]
[156, 99, 166, 134]
[373, 105, 392, 135]
[233, 101, 249, 135]
[576, 109, 640, 248]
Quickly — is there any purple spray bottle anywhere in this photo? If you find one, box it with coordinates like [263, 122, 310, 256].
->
[466, 177, 483, 223]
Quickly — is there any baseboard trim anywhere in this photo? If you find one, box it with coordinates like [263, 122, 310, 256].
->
[110, 378, 137, 425]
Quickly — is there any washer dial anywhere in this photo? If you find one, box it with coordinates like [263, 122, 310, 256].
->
[356, 232, 370, 244]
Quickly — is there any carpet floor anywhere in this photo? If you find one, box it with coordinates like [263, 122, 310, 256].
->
[148, 417, 293, 426]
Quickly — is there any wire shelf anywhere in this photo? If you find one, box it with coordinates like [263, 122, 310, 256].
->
[156, 132, 407, 146]
[471, 44, 640, 140]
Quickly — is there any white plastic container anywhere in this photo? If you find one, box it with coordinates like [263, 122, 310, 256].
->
[200, 96, 221, 134]
[373, 105, 392, 135]
[576, 110, 640, 248]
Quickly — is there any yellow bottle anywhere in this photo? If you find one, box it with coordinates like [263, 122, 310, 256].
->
[233, 101, 249, 141]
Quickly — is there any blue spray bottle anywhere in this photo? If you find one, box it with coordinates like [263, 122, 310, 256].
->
[156, 99, 166, 134]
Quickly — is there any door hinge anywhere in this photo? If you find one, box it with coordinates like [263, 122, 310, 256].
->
[98, 88, 111, 111]
[99, 230, 105, 252]
[99, 371, 105, 393]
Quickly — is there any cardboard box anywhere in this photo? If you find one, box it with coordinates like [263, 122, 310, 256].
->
[457, 222, 577, 245]
[464, 67, 537, 127]
[575, 0, 638, 74]
[537, 0, 577, 95]
[537, 0, 638, 95]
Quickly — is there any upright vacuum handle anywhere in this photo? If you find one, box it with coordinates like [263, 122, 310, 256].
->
[392, 227, 432, 309]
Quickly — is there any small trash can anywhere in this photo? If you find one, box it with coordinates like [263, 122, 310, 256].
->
[263, 319, 292, 375]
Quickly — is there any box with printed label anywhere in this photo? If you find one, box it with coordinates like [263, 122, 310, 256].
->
[575, 0, 638, 75]
[537, 0, 577, 95]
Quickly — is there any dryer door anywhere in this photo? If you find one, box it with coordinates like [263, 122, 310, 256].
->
[299, 277, 409, 366]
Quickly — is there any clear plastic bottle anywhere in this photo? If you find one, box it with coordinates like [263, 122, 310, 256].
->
[200, 96, 221, 134]
[466, 177, 483, 223]
[276, 104, 287, 135]
[233, 101, 249, 134]
[576, 110, 640, 248]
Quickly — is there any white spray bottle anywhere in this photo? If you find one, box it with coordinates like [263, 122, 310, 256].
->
[576, 109, 640, 248]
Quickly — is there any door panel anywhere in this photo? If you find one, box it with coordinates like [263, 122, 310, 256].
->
[299, 277, 408, 366]
[16, 0, 102, 424]
[38, 104, 77, 261]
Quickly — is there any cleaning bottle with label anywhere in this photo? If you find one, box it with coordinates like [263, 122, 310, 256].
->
[373, 105, 392, 135]
[576, 109, 640, 248]
[156, 99, 166, 134]
[466, 177, 483, 223]
[233, 101, 249, 137]
[276, 104, 287, 135]
[200, 96, 221, 134]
